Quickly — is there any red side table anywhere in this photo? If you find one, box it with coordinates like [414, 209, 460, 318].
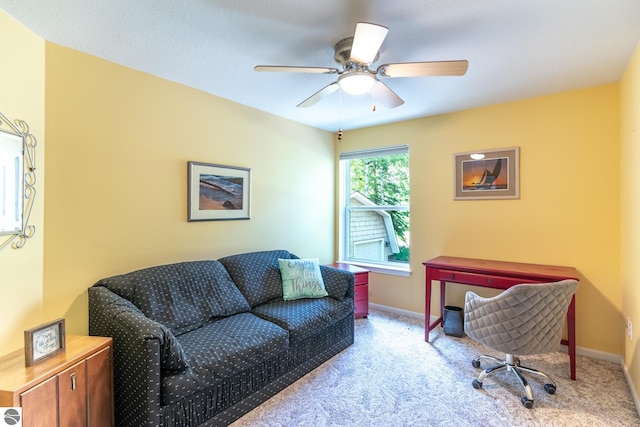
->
[327, 263, 369, 318]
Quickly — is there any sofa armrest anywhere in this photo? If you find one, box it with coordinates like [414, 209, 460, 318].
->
[88, 286, 187, 426]
[319, 265, 355, 301]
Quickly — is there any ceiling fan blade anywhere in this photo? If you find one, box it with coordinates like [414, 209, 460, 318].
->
[297, 82, 340, 107]
[371, 81, 404, 109]
[254, 65, 339, 74]
[349, 22, 389, 64]
[377, 60, 469, 77]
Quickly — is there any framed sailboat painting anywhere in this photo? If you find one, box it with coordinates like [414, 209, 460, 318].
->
[453, 147, 519, 200]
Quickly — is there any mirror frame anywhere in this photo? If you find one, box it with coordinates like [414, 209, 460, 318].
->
[0, 111, 36, 251]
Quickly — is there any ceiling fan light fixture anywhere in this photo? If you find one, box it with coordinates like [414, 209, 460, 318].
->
[338, 71, 376, 95]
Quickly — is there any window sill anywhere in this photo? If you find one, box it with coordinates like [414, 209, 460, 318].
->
[337, 261, 411, 277]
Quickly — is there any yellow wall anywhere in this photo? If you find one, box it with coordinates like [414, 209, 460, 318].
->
[42, 43, 336, 336]
[620, 42, 640, 399]
[0, 12, 45, 355]
[339, 84, 621, 354]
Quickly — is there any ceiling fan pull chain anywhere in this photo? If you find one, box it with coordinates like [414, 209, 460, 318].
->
[337, 89, 344, 142]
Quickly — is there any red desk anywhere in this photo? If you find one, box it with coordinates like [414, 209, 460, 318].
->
[423, 256, 579, 380]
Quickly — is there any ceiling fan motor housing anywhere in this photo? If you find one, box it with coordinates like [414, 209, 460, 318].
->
[334, 37, 380, 67]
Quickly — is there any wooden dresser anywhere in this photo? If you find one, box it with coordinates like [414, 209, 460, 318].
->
[327, 263, 370, 318]
[0, 335, 114, 427]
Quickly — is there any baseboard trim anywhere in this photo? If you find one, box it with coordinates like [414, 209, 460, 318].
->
[369, 303, 425, 321]
[369, 302, 640, 416]
[573, 345, 621, 364]
[622, 362, 640, 417]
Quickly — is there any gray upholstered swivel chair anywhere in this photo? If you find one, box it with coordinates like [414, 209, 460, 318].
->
[464, 279, 579, 408]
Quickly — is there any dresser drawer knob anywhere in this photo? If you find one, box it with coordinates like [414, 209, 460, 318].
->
[449, 274, 455, 279]
[487, 278, 493, 284]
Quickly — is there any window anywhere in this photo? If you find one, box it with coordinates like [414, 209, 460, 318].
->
[339, 145, 410, 273]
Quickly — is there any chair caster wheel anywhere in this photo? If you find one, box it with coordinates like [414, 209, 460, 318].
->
[544, 384, 556, 394]
[521, 397, 534, 409]
[472, 359, 481, 368]
[472, 379, 483, 389]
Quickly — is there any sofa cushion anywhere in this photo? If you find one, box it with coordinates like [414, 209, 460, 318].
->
[252, 297, 353, 342]
[219, 250, 293, 307]
[161, 312, 289, 405]
[94, 260, 251, 335]
[278, 258, 328, 301]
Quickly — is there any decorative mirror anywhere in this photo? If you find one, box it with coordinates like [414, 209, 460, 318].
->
[0, 111, 36, 251]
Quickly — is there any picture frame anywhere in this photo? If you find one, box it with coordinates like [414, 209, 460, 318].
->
[24, 318, 66, 367]
[188, 161, 251, 221]
[453, 147, 520, 200]
[0, 111, 37, 252]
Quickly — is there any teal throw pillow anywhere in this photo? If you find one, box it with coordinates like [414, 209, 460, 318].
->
[278, 258, 329, 301]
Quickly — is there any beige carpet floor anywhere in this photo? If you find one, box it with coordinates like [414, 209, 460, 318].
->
[230, 308, 640, 426]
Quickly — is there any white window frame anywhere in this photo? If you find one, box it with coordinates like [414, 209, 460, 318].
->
[338, 145, 411, 276]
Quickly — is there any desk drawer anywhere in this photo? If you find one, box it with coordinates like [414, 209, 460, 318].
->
[437, 269, 536, 289]
[354, 272, 369, 285]
[355, 284, 368, 301]
[354, 284, 368, 318]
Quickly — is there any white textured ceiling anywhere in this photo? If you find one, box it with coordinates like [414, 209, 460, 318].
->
[1, 0, 639, 131]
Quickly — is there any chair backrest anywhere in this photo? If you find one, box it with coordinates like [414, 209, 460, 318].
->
[464, 279, 579, 355]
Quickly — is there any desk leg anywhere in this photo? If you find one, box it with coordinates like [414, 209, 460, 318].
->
[440, 280, 446, 329]
[568, 296, 576, 380]
[425, 268, 444, 342]
[560, 296, 577, 380]
[425, 269, 432, 342]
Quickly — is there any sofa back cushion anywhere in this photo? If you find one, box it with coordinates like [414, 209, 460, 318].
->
[218, 250, 292, 307]
[94, 260, 251, 335]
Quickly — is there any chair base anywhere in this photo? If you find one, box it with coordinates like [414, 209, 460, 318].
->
[471, 353, 557, 408]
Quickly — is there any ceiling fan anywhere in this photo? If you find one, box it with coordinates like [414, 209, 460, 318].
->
[254, 22, 468, 109]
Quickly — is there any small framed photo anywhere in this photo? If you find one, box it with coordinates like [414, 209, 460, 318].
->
[188, 162, 251, 221]
[24, 318, 66, 367]
[454, 147, 520, 200]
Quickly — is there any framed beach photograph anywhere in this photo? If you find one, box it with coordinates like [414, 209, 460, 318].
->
[24, 318, 66, 367]
[453, 147, 520, 200]
[188, 161, 251, 221]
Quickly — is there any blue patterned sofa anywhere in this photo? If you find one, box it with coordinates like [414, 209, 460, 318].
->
[88, 250, 354, 426]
